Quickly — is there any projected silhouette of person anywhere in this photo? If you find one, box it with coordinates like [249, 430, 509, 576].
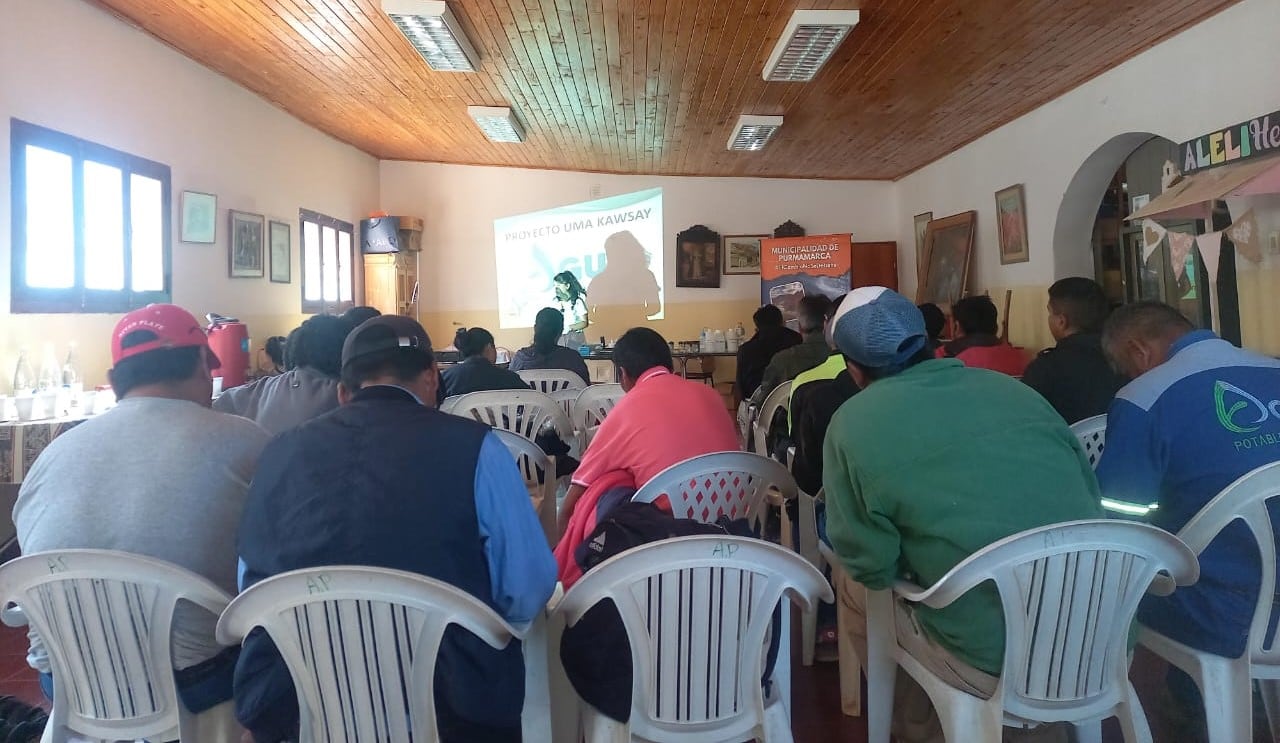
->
[586, 230, 662, 326]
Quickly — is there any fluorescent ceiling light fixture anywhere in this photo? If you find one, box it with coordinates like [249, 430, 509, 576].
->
[468, 106, 525, 143]
[727, 115, 784, 151]
[763, 9, 860, 82]
[382, 0, 479, 72]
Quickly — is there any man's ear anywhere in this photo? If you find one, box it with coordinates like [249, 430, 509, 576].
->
[421, 362, 440, 404]
[337, 382, 355, 405]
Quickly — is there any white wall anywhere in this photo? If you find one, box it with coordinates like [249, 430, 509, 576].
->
[1, 0, 380, 383]
[893, 0, 1280, 344]
[380, 161, 897, 344]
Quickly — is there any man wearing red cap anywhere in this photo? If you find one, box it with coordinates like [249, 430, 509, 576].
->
[13, 304, 270, 715]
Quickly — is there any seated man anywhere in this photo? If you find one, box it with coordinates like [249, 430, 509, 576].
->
[823, 288, 1101, 743]
[442, 326, 529, 397]
[508, 307, 591, 384]
[234, 315, 556, 742]
[1097, 302, 1280, 662]
[938, 295, 1029, 376]
[735, 304, 802, 398]
[13, 304, 269, 712]
[919, 302, 946, 352]
[785, 295, 846, 432]
[747, 295, 834, 405]
[555, 327, 739, 586]
[1022, 277, 1125, 423]
[214, 313, 349, 434]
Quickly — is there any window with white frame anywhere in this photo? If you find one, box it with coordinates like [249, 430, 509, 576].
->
[10, 119, 171, 313]
[299, 208, 354, 314]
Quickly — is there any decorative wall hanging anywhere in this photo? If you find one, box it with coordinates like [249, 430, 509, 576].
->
[675, 224, 721, 288]
[229, 210, 265, 278]
[995, 184, 1029, 265]
[180, 190, 216, 244]
[918, 211, 977, 306]
[913, 211, 933, 286]
[269, 220, 291, 283]
[722, 234, 766, 275]
[773, 220, 805, 238]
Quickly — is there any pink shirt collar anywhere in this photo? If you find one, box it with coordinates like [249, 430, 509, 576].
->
[636, 367, 673, 385]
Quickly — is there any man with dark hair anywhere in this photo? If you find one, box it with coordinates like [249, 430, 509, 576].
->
[233, 315, 556, 742]
[918, 303, 946, 350]
[1097, 302, 1280, 672]
[1022, 277, 1125, 423]
[555, 326, 738, 586]
[939, 295, 1029, 376]
[748, 294, 834, 405]
[735, 304, 802, 397]
[14, 304, 269, 715]
[823, 288, 1100, 743]
[214, 314, 350, 434]
[339, 304, 382, 328]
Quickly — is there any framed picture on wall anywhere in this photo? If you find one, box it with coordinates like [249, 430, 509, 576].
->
[269, 220, 291, 283]
[229, 210, 265, 278]
[180, 190, 216, 244]
[675, 224, 721, 288]
[918, 210, 977, 306]
[913, 211, 933, 286]
[995, 184, 1030, 265]
[722, 234, 766, 275]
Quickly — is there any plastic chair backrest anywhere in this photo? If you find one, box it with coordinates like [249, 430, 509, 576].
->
[215, 566, 519, 743]
[493, 429, 559, 545]
[0, 550, 231, 742]
[572, 383, 624, 432]
[555, 535, 831, 742]
[444, 389, 573, 442]
[905, 520, 1197, 723]
[1172, 461, 1280, 668]
[517, 369, 586, 394]
[751, 381, 792, 456]
[1070, 414, 1107, 470]
[633, 451, 797, 529]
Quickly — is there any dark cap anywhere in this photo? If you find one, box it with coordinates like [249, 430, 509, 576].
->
[341, 315, 433, 368]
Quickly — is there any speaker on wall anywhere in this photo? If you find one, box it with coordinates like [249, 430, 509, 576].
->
[361, 216, 401, 254]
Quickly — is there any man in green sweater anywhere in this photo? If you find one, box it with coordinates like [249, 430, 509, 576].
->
[822, 287, 1102, 743]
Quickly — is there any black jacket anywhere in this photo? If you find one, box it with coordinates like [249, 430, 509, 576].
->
[1021, 332, 1126, 424]
[442, 356, 530, 397]
[790, 371, 859, 494]
[736, 325, 803, 396]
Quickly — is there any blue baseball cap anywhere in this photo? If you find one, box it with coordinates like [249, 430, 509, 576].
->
[829, 287, 928, 369]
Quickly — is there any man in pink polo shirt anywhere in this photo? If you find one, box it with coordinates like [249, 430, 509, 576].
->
[555, 326, 739, 583]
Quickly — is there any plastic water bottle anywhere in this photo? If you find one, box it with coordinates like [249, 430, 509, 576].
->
[712, 329, 726, 353]
[12, 349, 34, 395]
[700, 327, 711, 353]
[61, 344, 80, 386]
[37, 344, 60, 392]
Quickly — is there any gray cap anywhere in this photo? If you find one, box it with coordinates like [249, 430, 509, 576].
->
[829, 287, 927, 369]
[341, 315, 433, 368]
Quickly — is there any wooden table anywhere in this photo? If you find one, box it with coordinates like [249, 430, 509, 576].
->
[582, 350, 737, 380]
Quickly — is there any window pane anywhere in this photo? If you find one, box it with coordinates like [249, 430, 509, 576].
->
[303, 221, 321, 301]
[130, 174, 164, 291]
[83, 161, 124, 290]
[322, 226, 338, 303]
[338, 230, 352, 302]
[24, 145, 74, 289]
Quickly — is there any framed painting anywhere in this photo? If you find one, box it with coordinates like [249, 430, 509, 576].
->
[918, 211, 977, 306]
[676, 224, 721, 288]
[180, 190, 216, 244]
[269, 220, 291, 283]
[995, 184, 1029, 265]
[913, 211, 933, 286]
[229, 210, 265, 278]
[722, 234, 766, 275]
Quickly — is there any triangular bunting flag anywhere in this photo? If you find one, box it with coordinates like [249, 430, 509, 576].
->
[1227, 209, 1262, 263]
[1168, 232, 1195, 280]
[1197, 231, 1225, 285]
[1142, 219, 1167, 262]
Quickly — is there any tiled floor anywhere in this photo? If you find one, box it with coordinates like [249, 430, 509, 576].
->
[0, 621, 1261, 742]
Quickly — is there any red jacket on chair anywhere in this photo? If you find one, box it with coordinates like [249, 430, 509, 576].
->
[938, 334, 1030, 377]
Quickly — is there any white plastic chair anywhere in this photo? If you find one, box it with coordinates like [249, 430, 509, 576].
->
[1138, 460, 1280, 743]
[494, 429, 559, 546]
[1070, 414, 1107, 470]
[215, 565, 547, 743]
[632, 451, 797, 536]
[518, 369, 587, 395]
[573, 383, 624, 452]
[0, 549, 240, 743]
[778, 446, 830, 668]
[751, 381, 792, 457]
[443, 389, 574, 444]
[863, 519, 1199, 743]
[553, 535, 833, 742]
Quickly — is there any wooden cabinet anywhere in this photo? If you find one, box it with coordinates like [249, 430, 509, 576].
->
[363, 252, 419, 317]
[851, 241, 899, 290]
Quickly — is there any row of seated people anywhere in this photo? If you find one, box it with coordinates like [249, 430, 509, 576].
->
[10, 305, 737, 742]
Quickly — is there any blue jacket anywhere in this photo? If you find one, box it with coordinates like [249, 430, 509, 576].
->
[233, 385, 556, 739]
[1097, 331, 1280, 656]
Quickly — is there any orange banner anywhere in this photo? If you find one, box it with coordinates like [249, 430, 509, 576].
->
[760, 233, 853, 330]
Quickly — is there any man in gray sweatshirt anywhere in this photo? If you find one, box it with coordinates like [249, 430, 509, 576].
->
[13, 303, 269, 711]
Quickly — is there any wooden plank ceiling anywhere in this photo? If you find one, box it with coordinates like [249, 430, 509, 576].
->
[88, 0, 1239, 179]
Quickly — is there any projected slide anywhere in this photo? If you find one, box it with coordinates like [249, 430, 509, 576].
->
[494, 188, 664, 329]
